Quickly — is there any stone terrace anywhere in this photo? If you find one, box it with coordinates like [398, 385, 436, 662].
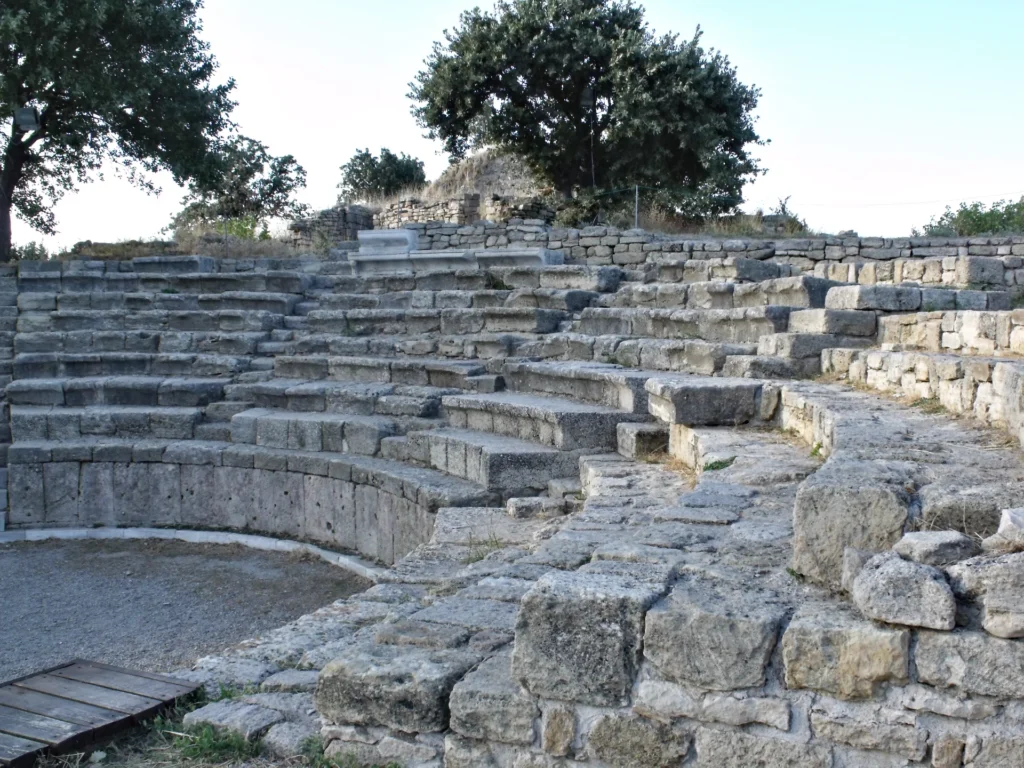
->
[4, 243, 1024, 767]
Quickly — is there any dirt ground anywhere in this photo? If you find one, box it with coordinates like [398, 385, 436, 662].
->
[0, 538, 371, 683]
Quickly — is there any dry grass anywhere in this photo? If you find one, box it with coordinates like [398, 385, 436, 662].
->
[640, 451, 698, 489]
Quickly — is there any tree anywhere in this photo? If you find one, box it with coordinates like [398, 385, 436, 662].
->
[338, 148, 426, 201]
[0, 0, 236, 260]
[410, 0, 763, 217]
[172, 134, 308, 237]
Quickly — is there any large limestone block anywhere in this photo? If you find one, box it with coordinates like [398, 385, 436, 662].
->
[915, 629, 1024, 698]
[787, 308, 877, 337]
[809, 708, 928, 761]
[511, 571, 667, 706]
[825, 285, 922, 312]
[644, 581, 786, 691]
[970, 737, 1024, 767]
[182, 700, 283, 741]
[645, 377, 763, 426]
[694, 728, 832, 768]
[315, 642, 481, 733]
[852, 552, 956, 630]
[585, 713, 690, 768]
[449, 651, 538, 746]
[947, 553, 1024, 639]
[781, 603, 909, 700]
[893, 530, 980, 566]
[792, 459, 912, 588]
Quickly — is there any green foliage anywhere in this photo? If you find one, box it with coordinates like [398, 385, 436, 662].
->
[10, 240, 49, 260]
[172, 134, 308, 237]
[915, 198, 1024, 237]
[0, 0, 237, 259]
[410, 0, 763, 217]
[339, 148, 427, 201]
[703, 457, 736, 471]
[166, 722, 260, 763]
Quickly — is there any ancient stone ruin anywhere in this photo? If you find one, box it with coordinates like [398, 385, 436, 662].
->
[4, 222, 1024, 766]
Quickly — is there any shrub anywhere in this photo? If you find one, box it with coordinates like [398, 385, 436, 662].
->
[915, 198, 1024, 237]
[10, 241, 50, 260]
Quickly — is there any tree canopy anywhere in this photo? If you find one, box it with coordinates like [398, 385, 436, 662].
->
[0, 0, 236, 259]
[172, 134, 308, 237]
[410, 0, 764, 218]
[915, 198, 1024, 238]
[338, 148, 427, 202]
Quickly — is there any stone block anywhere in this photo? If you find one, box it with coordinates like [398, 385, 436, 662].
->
[893, 530, 980, 566]
[586, 714, 689, 768]
[449, 651, 538, 746]
[512, 571, 667, 706]
[315, 642, 481, 732]
[825, 285, 922, 311]
[782, 602, 909, 699]
[852, 552, 956, 630]
[809, 709, 927, 761]
[787, 308, 877, 337]
[693, 728, 832, 768]
[645, 376, 763, 426]
[644, 581, 786, 691]
[182, 700, 283, 741]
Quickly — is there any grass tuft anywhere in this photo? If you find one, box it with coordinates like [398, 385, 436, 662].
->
[461, 533, 505, 564]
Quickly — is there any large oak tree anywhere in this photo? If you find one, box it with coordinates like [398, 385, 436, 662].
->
[410, 0, 764, 218]
[0, 0, 236, 260]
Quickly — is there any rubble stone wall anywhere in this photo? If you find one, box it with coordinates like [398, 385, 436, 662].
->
[879, 309, 1024, 356]
[289, 205, 374, 248]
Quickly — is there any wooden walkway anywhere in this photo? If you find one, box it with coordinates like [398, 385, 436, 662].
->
[0, 660, 199, 767]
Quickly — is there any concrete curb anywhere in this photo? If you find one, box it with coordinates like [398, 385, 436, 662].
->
[0, 527, 386, 583]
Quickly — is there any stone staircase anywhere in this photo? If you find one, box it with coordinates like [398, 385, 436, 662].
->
[6, 249, 1024, 766]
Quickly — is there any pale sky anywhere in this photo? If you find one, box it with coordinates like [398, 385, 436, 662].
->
[12, 0, 1024, 251]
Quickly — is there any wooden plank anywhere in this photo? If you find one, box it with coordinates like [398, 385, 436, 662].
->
[0, 687, 125, 728]
[0, 704, 89, 746]
[0, 732, 47, 768]
[72, 660, 199, 689]
[50, 663, 195, 700]
[13, 675, 162, 716]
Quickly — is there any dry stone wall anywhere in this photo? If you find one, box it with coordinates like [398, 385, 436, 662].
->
[289, 205, 374, 248]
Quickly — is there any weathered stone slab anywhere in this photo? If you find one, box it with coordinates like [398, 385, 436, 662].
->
[512, 571, 667, 706]
[915, 629, 1024, 698]
[644, 581, 786, 690]
[781, 603, 909, 700]
[182, 700, 283, 741]
[315, 641, 481, 732]
[585, 713, 689, 768]
[694, 728, 832, 767]
[449, 651, 538, 746]
[825, 284, 921, 311]
[645, 377, 763, 426]
[893, 530, 980, 566]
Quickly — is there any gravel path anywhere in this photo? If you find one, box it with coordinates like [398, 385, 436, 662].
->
[0, 539, 371, 682]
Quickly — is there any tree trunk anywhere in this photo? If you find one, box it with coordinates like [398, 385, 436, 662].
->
[0, 195, 11, 262]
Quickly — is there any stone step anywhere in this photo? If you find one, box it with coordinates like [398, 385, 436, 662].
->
[18, 271, 312, 296]
[408, 427, 579, 496]
[654, 256, 795, 284]
[13, 352, 251, 379]
[826, 284, 1011, 312]
[510, 333, 756, 376]
[441, 391, 647, 451]
[15, 330, 273, 356]
[318, 290, 511, 311]
[225, 379, 453, 419]
[645, 376, 767, 426]
[503, 288, 600, 312]
[602, 276, 838, 310]
[272, 355, 486, 388]
[286, 332, 540, 361]
[721, 355, 822, 379]
[756, 332, 876, 360]
[229, 408, 399, 456]
[6, 438, 494, 564]
[20, 291, 301, 315]
[7, 376, 229, 407]
[18, 309, 284, 334]
[306, 307, 569, 336]
[788, 309, 877, 337]
[11, 404, 203, 441]
[503, 360, 674, 413]
[574, 306, 791, 343]
[322, 265, 622, 294]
